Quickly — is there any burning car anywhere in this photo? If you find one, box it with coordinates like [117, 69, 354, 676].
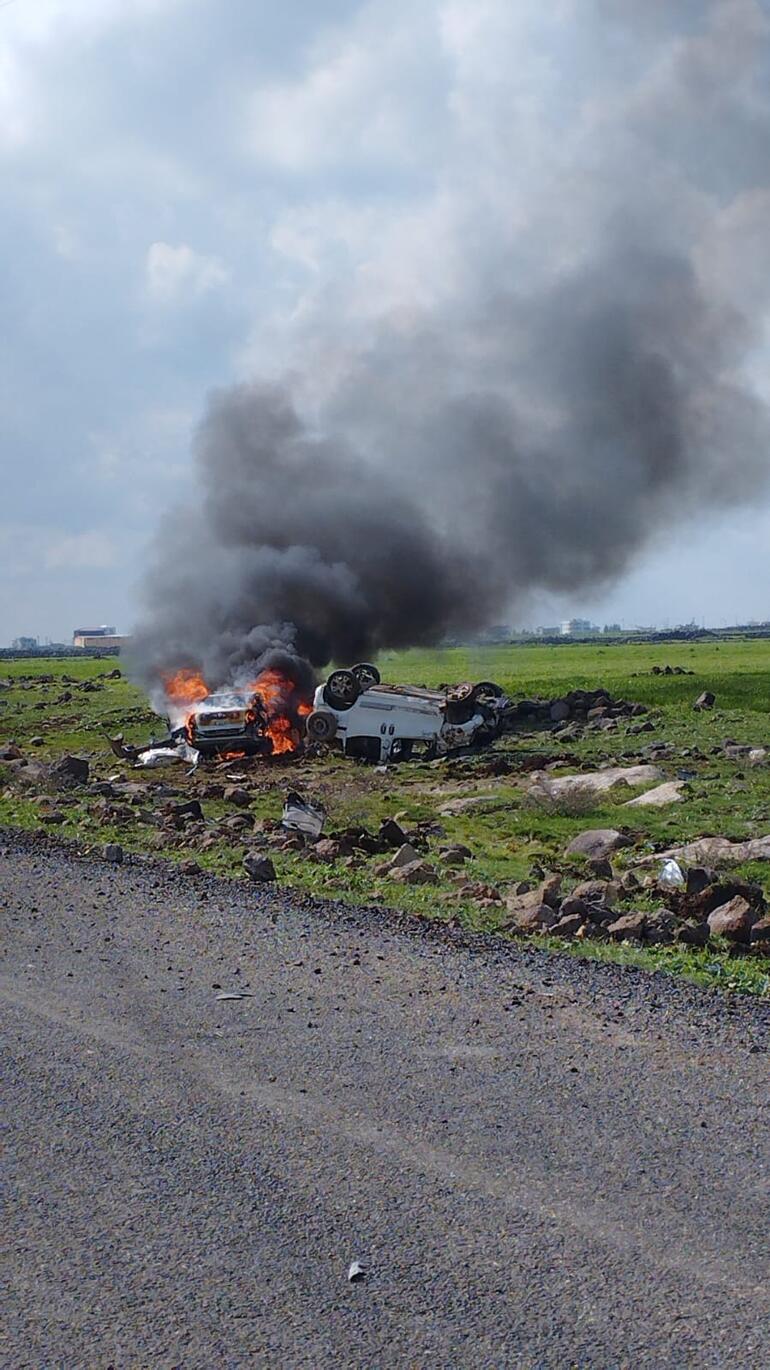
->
[187, 688, 270, 755]
[304, 663, 508, 762]
[162, 666, 311, 758]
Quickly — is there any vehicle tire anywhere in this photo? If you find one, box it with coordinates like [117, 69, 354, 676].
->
[323, 669, 361, 710]
[471, 679, 501, 701]
[446, 681, 474, 704]
[472, 680, 503, 704]
[352, 661, 381, 689]
[305, 710, 338, 742]
[444, 680, 475, 724]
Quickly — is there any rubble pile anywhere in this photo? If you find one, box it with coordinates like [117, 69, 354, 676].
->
[498, 846, 770, 954]
[648, 665, 695, 676]
[503, 689, 652, 740]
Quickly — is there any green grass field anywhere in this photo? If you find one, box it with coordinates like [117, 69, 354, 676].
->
[2, 639, 769, 995]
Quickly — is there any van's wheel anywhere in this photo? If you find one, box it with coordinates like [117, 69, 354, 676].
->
[392, 739, 413, 761]
[352, 661, 380, 689]
[472, 680, 504, 705]
[446, 681, 474, 704]
[323, 669, 361, 710]
[305, 710, 338, 742]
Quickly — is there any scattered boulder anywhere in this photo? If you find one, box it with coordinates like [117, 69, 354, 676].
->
[52, 754, 90, 787]
[170, 799, 203, 822]
[506, 903, 559, 933]
[454, 879, 503, 903]
[279, 833, 305, 852]
[693, 691, 716, 711]
[565, 828, 632, 860]
[571, 879, 619, 907]
[223, 785, 251, 807]
[388, 858, 438, 885]
[642, 835, 770, 866]
[559, 895, 588, 920]
[505, 874, 562, 921]
[620, 870, 642, 893]
[607, 911, 647, 941]
[644, 909, 677, 944]
[586, 856, 614, 880]
[624, 780, 685, 808]
[551, 912, 585, 938]
[388, 842, 422, 870]
[310, 838, 343, 863]
[9, 760, 49, 787]
[707, 896, 755, 945]
[243, 853, 276, 882]
[686, 878, 765, 921]
[221, 813, 253, 833]
[539, 873, 563, 908]
[676, 920, 710, 947]
[685, 866, 714, 896]
[103, 843, 123, 864]
[549, 699, 571, 723]
[532, 765, 663, 800]
[750, 916, 770, 944]
[0, 743, 24, 761]
[748, 749, 768, 767]
[379, 817, 408, 848]
[439, 844, 472, 865]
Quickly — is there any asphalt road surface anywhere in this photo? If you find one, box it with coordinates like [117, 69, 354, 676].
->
[3, 829, 769, 1368]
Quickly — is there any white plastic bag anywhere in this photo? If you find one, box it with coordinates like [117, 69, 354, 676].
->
[658, 858, 685, 887]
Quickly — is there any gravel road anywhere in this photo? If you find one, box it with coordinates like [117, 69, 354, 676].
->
[2, 829, 769, 1368]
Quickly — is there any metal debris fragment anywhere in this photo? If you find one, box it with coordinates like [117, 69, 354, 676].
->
[281, 791, 325, 838]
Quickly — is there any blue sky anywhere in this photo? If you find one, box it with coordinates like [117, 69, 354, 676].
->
[1, 0, 769, 643]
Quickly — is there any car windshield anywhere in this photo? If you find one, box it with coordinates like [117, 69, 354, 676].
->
[197, 691, 247, 712]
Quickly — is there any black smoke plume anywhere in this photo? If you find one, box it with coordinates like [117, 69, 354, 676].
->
[129, 5, 770, 698]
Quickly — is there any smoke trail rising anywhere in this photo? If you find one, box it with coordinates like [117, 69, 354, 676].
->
[130, 0, 770, 693]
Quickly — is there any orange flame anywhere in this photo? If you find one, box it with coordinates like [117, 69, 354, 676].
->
[163, 668, 209, 705]
[161, 664, 313, 758]
[248, 666, 312, 756]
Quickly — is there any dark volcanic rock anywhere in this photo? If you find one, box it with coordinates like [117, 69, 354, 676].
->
[707, 897, 755, 945]
[565, 829, 631, 860]
[379, 818, 408, 848]
[607, 911, 647, 941]
[170, 799, 204, 822]
[243, 853, 276, 882]
[676, 921, 710, 948]
[52, 755, 90, 787]
[750, 916, 770, 945]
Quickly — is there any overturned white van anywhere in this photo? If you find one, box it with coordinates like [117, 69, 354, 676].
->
[304, 663, 507, 763]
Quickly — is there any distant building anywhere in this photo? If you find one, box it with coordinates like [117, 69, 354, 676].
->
[11, 635, 39, 650]
[73, 625, 129, 650]
[560, 618, 597, 637]
[73, 625, 116, 642]
[535, 625, 562, 637]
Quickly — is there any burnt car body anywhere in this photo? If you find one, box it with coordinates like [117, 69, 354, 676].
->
[304, 664, 508, 762]
[183, 690, 269, 755]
